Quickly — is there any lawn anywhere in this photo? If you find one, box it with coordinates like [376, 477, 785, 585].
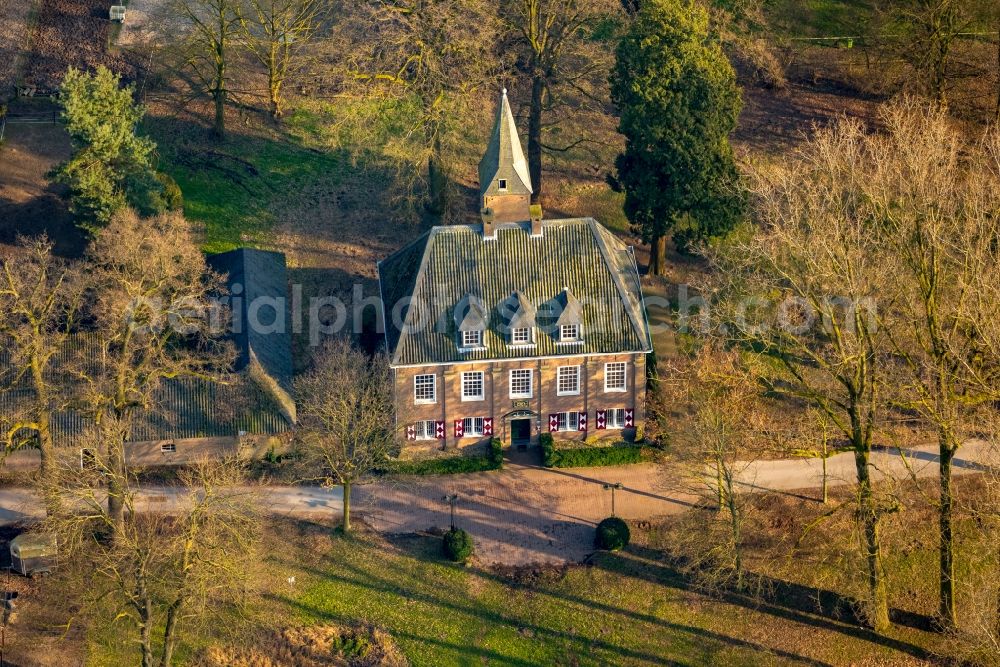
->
[147, 120, 348, 254]
[5, 504, 961, 666]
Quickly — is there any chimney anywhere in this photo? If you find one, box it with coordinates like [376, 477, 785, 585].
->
[530, 204, 543, 237]
[481, 207, 496, 240]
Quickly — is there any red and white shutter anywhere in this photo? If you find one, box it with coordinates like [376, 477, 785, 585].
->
[483, 417, 494, 436]
[454, 419, 464, 438]
[406, 424, 416, 441]
[596, 410, 607, 430]
[549, 413, 559, 432]
[624, 408, 634, 428]
[435, 421, 446, 440]
[578, 412, 587, 432]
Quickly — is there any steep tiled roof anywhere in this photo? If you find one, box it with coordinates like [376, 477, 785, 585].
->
[378, 218, 651, 367]
[0, 342, 289, 446]
[207, 248, 293, 394]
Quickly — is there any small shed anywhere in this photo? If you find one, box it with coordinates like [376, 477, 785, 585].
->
[10, 533, 57, 576]
[109, 5, 126, 22]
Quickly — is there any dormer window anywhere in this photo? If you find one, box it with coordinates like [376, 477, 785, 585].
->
[498, 178, 507, 191]
[461, 329, 483, 348]
[511, 327, 533, 345]
[560, 324, 580, 342]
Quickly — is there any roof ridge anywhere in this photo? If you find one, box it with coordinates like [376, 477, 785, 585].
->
[588, 220, 651, 351]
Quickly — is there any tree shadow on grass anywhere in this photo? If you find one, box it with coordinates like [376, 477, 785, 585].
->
[270, 533, 834, 667]
[597, 543, 934, 662]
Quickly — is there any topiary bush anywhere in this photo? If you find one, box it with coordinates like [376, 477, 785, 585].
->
[595, 517, 630, 551]
[443, 528, 474, 563]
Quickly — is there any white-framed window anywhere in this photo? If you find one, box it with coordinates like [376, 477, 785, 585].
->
[414, 420, 437, 440]
[461, 329, 483, 349]
[557, 365, 581, 396]
[556, 411, 580, 432]
[604, 362, 627, 392]
[560, 323, 580, 342]
[606, 408, 626, 430]
[463, 416, 485, 436]
[511, 327, 533, 345]
[160, 442, 176, 453]
[461, 371, 484, 401]
[413, 374, 437, 403]
[498, 178, 507, 191]
[509, 369, 533, 398]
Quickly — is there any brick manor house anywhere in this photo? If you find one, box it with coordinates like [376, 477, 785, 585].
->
[378, 90, 652, 454]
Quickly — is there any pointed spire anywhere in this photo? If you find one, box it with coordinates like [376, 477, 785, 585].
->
[478, 89, 532, 201]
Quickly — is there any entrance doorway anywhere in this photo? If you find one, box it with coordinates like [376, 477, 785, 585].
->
[510, 418, 531, 448]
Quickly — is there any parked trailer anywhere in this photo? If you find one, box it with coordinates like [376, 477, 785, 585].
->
[9, 533, 57, 576]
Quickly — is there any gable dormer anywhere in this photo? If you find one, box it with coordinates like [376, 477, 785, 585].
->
[506, 290, 536, 346]
[478, 89, 532, 236]
[456, 297, 488, 351]
[555, 287, 583, 344]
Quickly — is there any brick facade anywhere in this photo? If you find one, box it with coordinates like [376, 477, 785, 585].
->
[393, 352, 646, 455]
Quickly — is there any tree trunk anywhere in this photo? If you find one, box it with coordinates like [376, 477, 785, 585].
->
[212, 38, 226, 139]
[269, 43, 283, 120]
[159, 598, 182, 667]
[138, 587, 155, 667]
[855, 449, 890, 632]
[107, 436, 125, 529]
[939, 440, 957, 628]
[37, 416, 60, 516]
[649, 235, 667, 276]
[821, 452, 828, 505]
[427, 134, 446, 218]
[341, 481, 352, 533]
[528, 73, 544, 204]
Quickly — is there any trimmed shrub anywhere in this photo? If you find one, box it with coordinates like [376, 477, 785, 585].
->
[488, 438, 504, 468]
[383, 444, 503, 476]
[443, 528, 473, 562]
[543, 439, 645, 469]
[156, 171, 184, 211]
[595, 517, 630, 551]
[540, 433, 555, 466]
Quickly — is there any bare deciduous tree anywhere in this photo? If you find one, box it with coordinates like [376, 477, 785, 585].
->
[501, 0, 621, 204]
[869, 103, 1000, 628]
[708, 115, 899, 631]
[240, 0, 326, 119]
[80, 209, 234, 527]
[294, 340, 395, 533]
[45, 438, 261, 667]
[172, 0, 244, 138]
[333, 0, 500, 218]
[660, 345, 767, 592]
[0, 237, 82, 514]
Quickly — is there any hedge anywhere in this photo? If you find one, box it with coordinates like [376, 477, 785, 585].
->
[383, 439, 503, 475]
[540, 433, 645, 468]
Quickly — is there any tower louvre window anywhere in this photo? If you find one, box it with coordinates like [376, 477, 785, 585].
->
[498, 179, 507, 191]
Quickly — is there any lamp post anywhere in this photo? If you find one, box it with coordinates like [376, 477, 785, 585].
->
[602, 482, 624, 517]
[442, 493, 459, 530]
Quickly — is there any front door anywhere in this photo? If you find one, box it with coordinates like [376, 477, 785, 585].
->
[511, 418, 531, 447]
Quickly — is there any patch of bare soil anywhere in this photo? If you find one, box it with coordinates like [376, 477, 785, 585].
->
[735, 79, 881, 155]
[0, 103, 84, 257]
[0, 0, 40, 100]
[22, 0, 133, 91]
[193, 624, 409, 667]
